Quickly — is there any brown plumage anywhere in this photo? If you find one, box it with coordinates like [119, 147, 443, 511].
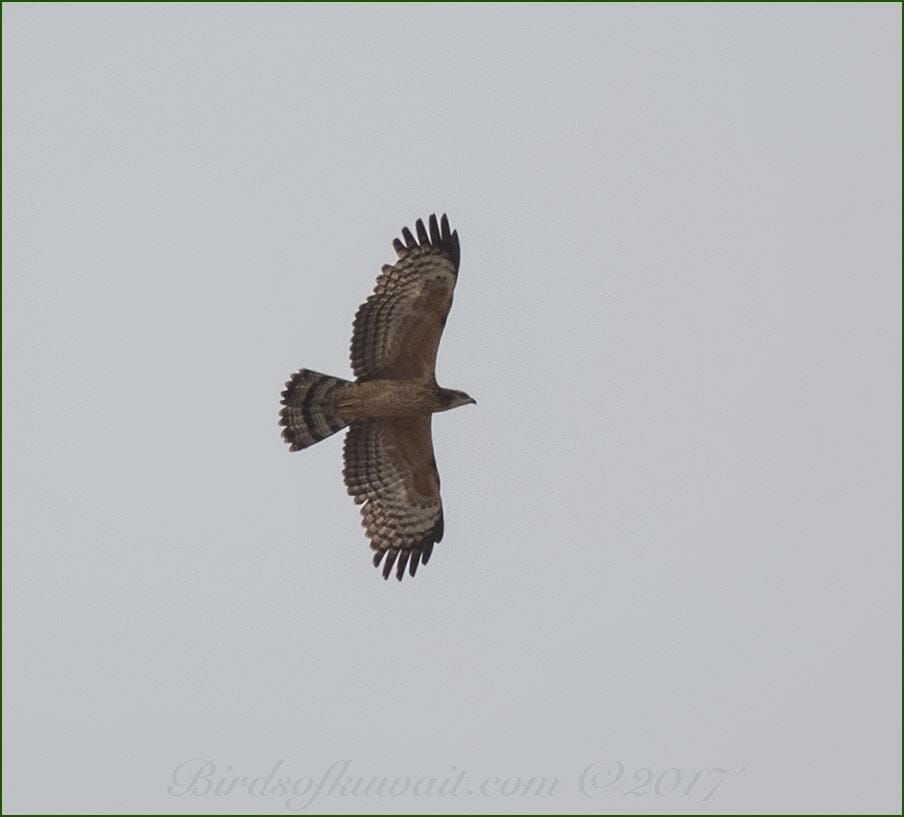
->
[279, 214, 474, 580]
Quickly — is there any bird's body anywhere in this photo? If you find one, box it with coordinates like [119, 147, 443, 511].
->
[337, 379, 458, 420]
[279, 214, 473, 581]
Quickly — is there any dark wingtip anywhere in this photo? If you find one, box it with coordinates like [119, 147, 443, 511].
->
[369, 519, 443, 581]
[382, 549, 398, 580]
[393, 213, 460, 272]
[395, 550, 410, 581]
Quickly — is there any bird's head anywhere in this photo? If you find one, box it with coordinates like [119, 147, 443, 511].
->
[436, 388, 477, 412]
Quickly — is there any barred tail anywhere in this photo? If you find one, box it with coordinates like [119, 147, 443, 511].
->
[279, 369, 351, 451]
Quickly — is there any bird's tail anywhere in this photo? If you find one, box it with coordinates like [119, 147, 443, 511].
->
[279, 369, 352, 451]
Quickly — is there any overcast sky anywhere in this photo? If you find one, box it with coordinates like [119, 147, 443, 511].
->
[3, 3, 901, 814]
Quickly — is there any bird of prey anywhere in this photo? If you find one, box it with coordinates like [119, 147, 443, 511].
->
[279, 214, 475, 581]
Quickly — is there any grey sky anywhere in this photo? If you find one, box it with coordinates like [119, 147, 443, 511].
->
[3, 3, 901, 813]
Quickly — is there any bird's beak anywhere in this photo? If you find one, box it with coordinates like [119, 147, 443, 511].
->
[468, 397, 477, 406]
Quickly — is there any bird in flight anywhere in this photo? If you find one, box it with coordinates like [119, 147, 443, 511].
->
[279, 214, 474, 580]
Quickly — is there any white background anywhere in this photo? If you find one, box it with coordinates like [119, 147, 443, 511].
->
[3, 3, 901, 813]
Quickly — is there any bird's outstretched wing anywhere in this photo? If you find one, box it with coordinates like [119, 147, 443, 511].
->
[342, 416, 444, 580]
[350, 214, 460, 381]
